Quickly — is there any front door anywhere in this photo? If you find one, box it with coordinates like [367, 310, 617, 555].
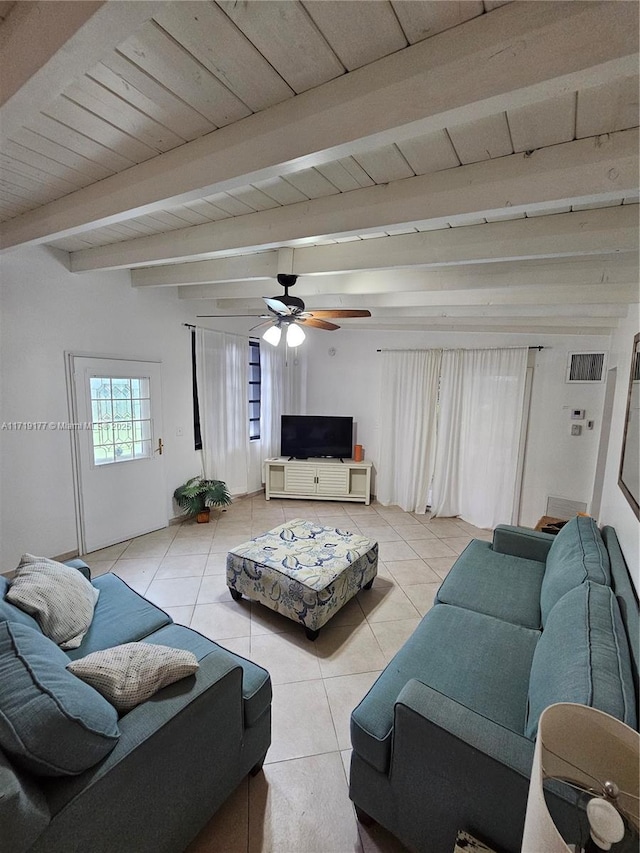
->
[70, 356, 167, 553]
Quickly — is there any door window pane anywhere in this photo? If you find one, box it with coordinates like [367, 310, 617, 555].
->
[89, 377, 152, 465]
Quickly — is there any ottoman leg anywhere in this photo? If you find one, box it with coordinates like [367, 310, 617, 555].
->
[363, 578, 374, 590]
[229, 588, 243, 601]
[250, 753, 267, 777]
[305, 626, 320, 641]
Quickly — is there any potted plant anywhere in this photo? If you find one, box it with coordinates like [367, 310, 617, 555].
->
[173, 476, 232, 523]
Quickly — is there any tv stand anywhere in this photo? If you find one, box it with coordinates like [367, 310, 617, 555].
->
[264, 457, 372, 505]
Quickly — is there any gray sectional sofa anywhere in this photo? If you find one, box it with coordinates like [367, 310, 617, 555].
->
[0, 563, 272, 853]
[349, 517, 639, 853]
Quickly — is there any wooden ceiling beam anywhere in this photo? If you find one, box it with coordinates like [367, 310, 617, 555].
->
[78, 164, 639, 272]
[170, 255, 637, 296]
[1, 0, 637, 250]
[192, 284, 637, 311]
[331, 304, 626, 320]
[338, 320, 615, 336]
[0, 2, 168, 138]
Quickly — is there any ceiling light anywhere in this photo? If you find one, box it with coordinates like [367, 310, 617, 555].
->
[286, 323, 306, 347]
[262, 325, 282, 346]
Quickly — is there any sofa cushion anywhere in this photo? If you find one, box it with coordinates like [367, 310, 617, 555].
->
[526, 582, 637, 739]
[0, 622, 119, 776]
[64, 573, 172, 660]
[6, 555, 99, 649]
[147, 623, 272, 727]
[351, 604, 540, 774]
[540, 516, 610, 625]
[0, 576, 42, 632]
[67, 643, 199, 713]
[435, 539, 545, 629]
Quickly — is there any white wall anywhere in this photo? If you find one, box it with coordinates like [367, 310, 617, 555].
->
[599, 307, 640, 591]
[1, 246, 633, 583]
[303, 327, 610, 528]
[0, 246, 201, 568]
[522, 345, 607, 524]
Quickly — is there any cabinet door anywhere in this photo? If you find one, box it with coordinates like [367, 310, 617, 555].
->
[284, 464, 317, 494]
[316, 465, 350, 496]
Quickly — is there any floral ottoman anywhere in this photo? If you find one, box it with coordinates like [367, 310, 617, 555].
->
[226, 519, 378, 639]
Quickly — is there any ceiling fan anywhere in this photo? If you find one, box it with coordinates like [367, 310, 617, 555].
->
[197, 274, 371, 346]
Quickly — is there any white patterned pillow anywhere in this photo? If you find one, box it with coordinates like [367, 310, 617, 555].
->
[6, 555, 99, 650]
[66, 643, 199, 713]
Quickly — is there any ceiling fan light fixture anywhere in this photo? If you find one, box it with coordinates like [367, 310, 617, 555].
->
[286, 323, 306, 347]
[262, 325, 282, 347]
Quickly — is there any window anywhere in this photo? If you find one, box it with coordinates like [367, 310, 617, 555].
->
[249, 340, 261, 440]
[191, 333, 261, 445]
[90, 376, 152, 465]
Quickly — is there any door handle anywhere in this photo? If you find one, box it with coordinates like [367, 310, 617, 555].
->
[154, 438, 164, 455]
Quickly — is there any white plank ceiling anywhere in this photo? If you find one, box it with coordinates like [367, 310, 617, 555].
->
[0, 0, 638, 336]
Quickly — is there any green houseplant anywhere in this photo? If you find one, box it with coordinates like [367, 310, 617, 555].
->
[173, 476, 232, 523]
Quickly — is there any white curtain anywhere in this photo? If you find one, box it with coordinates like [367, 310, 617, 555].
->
[195, 328, 249, 495]
[260, 343, 305, 461]
[377, 349, 442, 513]
[431, 347, 528, 528]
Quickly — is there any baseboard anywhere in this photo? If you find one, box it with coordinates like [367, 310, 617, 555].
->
[53, 549, 80, 562]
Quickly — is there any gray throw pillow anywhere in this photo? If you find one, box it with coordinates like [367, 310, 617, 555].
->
[7, 554, 99, 649]
[0, 622, 119, 777]
[67, 643, 199, 713]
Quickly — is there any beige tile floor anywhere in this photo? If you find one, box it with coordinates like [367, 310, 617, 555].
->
[84, 496, 492, 853]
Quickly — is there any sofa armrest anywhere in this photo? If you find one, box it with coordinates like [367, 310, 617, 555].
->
[38, 652, 249, 852]
[376, 679, 580, 853]
[394, 679, 533, 776]
[63, 558, 91, 581]
[492, 525, 554, 563]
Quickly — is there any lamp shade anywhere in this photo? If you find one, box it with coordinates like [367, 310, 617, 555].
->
[262, 325, 282, 347]
[522, 703, 639, 853]
[286, 323, 305, 347]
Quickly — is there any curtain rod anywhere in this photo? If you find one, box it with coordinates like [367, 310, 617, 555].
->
[376, 345, 545, 352]
[183, 322, 259, 341]
[184, 326, 546, 352]
[184, 327, 545, 352]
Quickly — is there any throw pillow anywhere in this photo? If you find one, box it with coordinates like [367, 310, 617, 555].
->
[0, 622, 119, 777]
[6, 554, 99, 649]
[526, 582, 636, 739]
[67, 643, 199, 713]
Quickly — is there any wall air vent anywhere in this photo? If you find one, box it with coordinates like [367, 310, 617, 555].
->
[566, 352, 606, 383]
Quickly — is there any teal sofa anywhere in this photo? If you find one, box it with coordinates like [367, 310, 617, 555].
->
[0, 563, 272, 853]
[349, 517, 639, 853]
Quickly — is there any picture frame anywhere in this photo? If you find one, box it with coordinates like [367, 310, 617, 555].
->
[618, 333, 640, 520]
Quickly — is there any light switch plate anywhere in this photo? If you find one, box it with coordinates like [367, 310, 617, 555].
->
[571, 424, 582, 436]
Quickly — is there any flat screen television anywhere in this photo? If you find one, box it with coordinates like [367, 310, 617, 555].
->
[281, 415, 353, 460]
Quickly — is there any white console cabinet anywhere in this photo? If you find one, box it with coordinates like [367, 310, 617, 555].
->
[264, 457, 372, 505]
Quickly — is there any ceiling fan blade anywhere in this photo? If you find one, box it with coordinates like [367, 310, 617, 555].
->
[306, 309, 372, 318]
[263, 297, 293, 315]
[298, 318, 340, 331]
[249, 320, 274, 332]
[197, 314, 262, 318]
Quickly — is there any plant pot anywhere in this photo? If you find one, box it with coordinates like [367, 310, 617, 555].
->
[196, 508, 210, 523]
